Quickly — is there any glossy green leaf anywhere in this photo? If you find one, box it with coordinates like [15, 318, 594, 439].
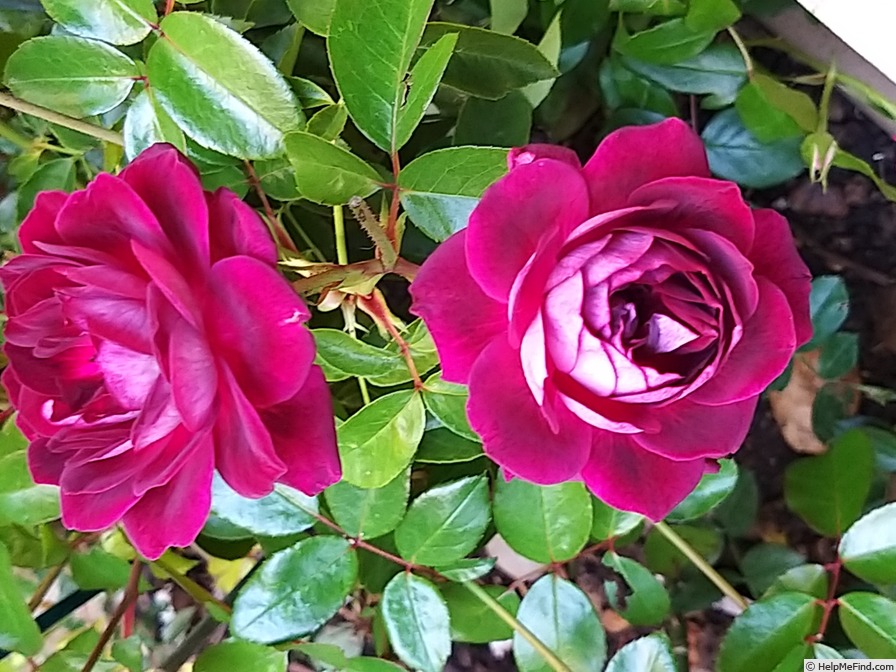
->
[211, 0, 292, 27]
[603, 552, 670, 626]
[0, 542, 41, 655]
[395, 475, 490, 565]
[0, 423, 59, 527]
[147, 11, 301, 158]
[643, 524, 722, 578]
[254, 155, 301, 201]
[598, 56, 678, 115]
[736, 73, 816, 143]
[195, 640, 285, 672]
[490, 0, 527, 34]
[817, 332, 859, 379]
[605, 634, 676, 672]
[420, 22, 557, 100]
[112, 635, 143, 672]
[289, 76, 335, 108]
[718, 592, 820, 672]
[4, 35, 138, 117]
[685, 0, 740, 32]
[520, 8, 560, 108]
[328, 0, 434, 151]
[381, 573, 450, 672]
[123, 88, 187, 160]
[813, 643, 845, 659]
[41, 0, 156, 45]
[232, 536, 358, 643]
[286, 0, 334, 35]
[415, 428, 483, 464]
[261, 22, 304, 76]
[701, 108, 804, 189]
[346, 659, 405, 672]
[739, 543, 805, 597]
[422, 373, 477, 442]
[306, 103, 348, 141]
[284, 131, 381, 205]
[70, 548, 133, 591]
[338, 390, 425, 488]
[591, 498, 643, 540]
[393, 32, 456, 149]
[840, 502, 896, 585]
[621, 44, 746, 106]
[839, 592, 896, 658]
[494, 479, 591, 564]
[324, 469, 409, 540]
[434, 556, 495, 582]
[16, 157, 77, 223]
[806, 276, 849, 348]
[784, 429, 873, 536]
[514, 575, 606, 672]
[399, 146, 508, 241]
[455, 91, 532, 147]
[210, 472, 318, 537]
[442, 583, 519, 643]
[668, 459, 738, 521]
[313, 329, 411, 387]
[613, 18, 716, 65]
[764, 564, 828, 600]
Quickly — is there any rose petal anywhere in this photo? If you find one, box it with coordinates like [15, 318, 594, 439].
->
[749, 209, 812, 346]
[688, 278, 797, 405]
[95, 341, 159, 411]
[60, 478, 138, 531]
[410, 230, 507, 384]
[582, 432, 707, 520]
[467, 336, 592, 483]
[633, 395, 758, 460]
[583, 118, 710, 213]
[167, 316, 217, 431]
[19, 191, 68, 254]
[131, 239, 201, 327]
[207, 189, 277, 264]
[261, 366, 341, 495]
[508, 144, 581, 170]
[466, 158, 590, 301]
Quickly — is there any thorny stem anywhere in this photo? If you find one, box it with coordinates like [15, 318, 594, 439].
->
[0, 93, 124, 146]
[151, 556, 232, 616]
[28, 561, 67, 611]
[81, 561, 142, 672]
[727, 26, 754, 81]
[244, 160, 298, 254]
[349, 197, 397, 270]
[463, 582, 573, 672]
[360, 291, 422, 390]
[289, 257, 419, 295]
[654, 521, 749, 611]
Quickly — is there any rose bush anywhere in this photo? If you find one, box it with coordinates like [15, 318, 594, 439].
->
[411, 119, 812, 519]
[1, 144, 340, 559]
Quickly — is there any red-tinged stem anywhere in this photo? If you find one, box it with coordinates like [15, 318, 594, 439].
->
[809, 557, 843, 642]
[244, 160, 298, 254]
[28, 562, 66, 611]
[81, 561, 142, 672]
[360, 292, 422, 390]
[164, 0, 175, 16]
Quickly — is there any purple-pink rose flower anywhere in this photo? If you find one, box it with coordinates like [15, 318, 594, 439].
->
[411, 119, 812, 519]
[1, 144, 340, 559]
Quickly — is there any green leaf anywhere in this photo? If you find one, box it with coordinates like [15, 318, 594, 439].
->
[338, 390, 425, 488]
[591, 498, 643, 541]
[701, 108, 804, 189]
[293, 642, 349, 669]
[416, 428, 483, 464]
[123, 88, 187, 160]
[0, 542, 41, 655]
[195, 640, 286, 672]
[232, 536, 358, 643]
[839, 592, 896, 658]
[613, 18, 716, 65]
[210, 472, 318, 537]
[289, 76, 335, 108]
[346, 659, 405, 672]
[70, 548, 133, 591]
[817, 332, 858, 379]
[40, 0, 156, 45]
[422, 372, 477, 442]
[286, 0, 334, 35]
[4, 35, 138, 117]
[442, 583, 519, 643]
[494, 479, 591, 563]
[612, 0, 687, 14]
[685, 0, 740, 32]
[598, 56, 678, 115]
[784, 429, 873, 536]
[306, 103, 348, 141]
[381, 573, 451, 672]
[16, 157, 77, 223]
[764, 564, 828, 600]
[399, 146, 508, 241]
[455, 90, 533, 147]
[284, 131, 381, 205]
[395, 475, 490, 565]
[112, 635, 143, 672]
[313, 329, 413, 387]
[514, 575, 606, 672]
[621, 44, 746, 106]
[147, 11, 301, 159]
[0, 423, 60, 527]
[211, 0, 293, 27]
[605, 634, 677, 672]
[739, 543, 805, 597]
[830, 146, 896, 202]
[490, 0, 528, 34]
[420, 22, 558, 100]
[718, 592, 820, 672]
[324, 469, 409, 540]
[735, 80, 804, 143]
[805, 276, 849, 349]
[667, 459, 738, 522]
[862, 425, 896, 472]
[840, 502, 896, 585]
[603, 552, 671, 626]
[643, 524, 722, 578]
[327, 0, 433, 151]
[521, 8, 560, 108]
[434, 556, 495, 582]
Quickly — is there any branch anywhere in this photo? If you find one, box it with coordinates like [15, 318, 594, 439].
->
[0, 92, 124, 146]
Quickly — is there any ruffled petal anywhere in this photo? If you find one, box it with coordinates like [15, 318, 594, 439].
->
[260, 366, 340, 495]
[749, 209, 812, 346]
[467, 336, 592, 483]
[583, 118, 710, 214]
[18, 191, 68, 254]
[60, 478, 138, 531]
[410, 230, 507, 384]
[207, 189, 277, 265]
[688, 278, 796, 405]
[466, 158, 590, 301]
[582, 432, 706, 520]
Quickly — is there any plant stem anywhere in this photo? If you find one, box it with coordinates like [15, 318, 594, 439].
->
[818, 63, 838, 134]
[0, 118, 31, 150]
[359, 291, 422, 389]
[81, 561, 142, 672]
[151, 556, 232, 616]
[0, 93, 124, 146]
[244, 160, 297, 254]
[654, 521, 749, 611]
[727, 26, 754, 81]
[333, 205, 348, 265]
[463, 582, 572, 672]
[28, 561, 67, 611]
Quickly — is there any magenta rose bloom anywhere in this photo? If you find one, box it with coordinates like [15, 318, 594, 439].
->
[411, 119, 811, 519]
[1, 144, 340, 559]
